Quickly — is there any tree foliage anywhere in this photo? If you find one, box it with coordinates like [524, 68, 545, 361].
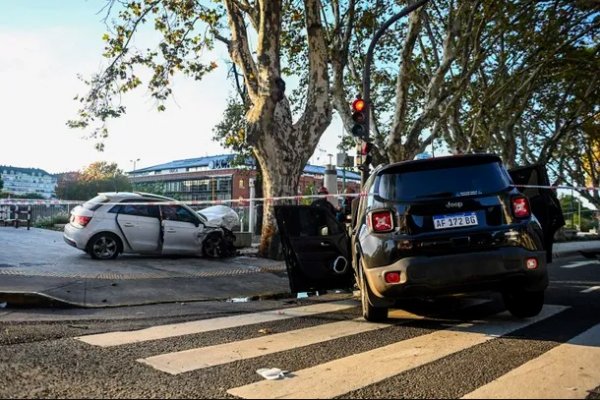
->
[56, 162, 132, 200]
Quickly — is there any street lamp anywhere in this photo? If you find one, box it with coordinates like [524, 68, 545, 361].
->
[130, 158, 140, 172]
[130, 158, 140, 192]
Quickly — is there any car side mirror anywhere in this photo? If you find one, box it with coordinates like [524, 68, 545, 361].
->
[319, 226, 329, 236]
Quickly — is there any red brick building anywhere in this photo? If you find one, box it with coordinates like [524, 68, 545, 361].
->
[129, 154, 360, 204]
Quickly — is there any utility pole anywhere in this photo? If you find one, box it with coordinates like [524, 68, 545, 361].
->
[360, 0, 430, 185]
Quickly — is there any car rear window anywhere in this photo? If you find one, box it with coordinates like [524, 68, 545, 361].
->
[375, 162, 511, 201]
[82, 194, 110, 211]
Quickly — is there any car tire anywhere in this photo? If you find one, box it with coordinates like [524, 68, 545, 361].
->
[87, 232, 121, 260]
[360, 266, 388, 322]
[203, 232, 223, 258]
[503, 289, 545, 318]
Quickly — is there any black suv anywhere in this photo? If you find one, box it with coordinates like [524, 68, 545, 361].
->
[275, 154, 564, 321]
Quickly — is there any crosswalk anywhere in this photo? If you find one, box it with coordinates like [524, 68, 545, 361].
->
[75, 299, 600, 399]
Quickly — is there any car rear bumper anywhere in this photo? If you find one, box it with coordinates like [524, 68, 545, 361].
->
[63, 223, 87, 251]
[364, 246, 548, 299]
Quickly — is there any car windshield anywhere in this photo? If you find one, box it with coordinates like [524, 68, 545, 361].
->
[375, 162, 511, 201]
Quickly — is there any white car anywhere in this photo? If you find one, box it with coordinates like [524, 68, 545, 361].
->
[63, 192, 236, 260]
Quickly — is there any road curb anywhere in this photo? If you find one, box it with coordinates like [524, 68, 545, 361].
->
[0, 289, 295, 309]
[0, 291, 75, 308]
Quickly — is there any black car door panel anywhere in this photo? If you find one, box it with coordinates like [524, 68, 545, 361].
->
[509, 164, 565, 262]
[275, 205, 353, 293]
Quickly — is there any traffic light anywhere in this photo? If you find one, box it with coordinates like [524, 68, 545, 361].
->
[351, 97, 368, 139]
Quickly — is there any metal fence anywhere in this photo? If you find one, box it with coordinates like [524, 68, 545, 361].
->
[0, 204, 74, 227]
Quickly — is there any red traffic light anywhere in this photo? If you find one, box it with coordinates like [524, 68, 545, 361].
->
[352, 98, 366, 112]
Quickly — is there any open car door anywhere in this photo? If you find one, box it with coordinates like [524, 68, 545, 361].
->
[274, 205, 354, 293]
[509, 164, 565, 262]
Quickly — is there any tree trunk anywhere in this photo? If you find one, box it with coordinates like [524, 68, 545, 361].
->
[248, 99, 304, 257]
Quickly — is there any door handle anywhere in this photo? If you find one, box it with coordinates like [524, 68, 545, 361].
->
[320, 242, 331, 247]
[166, 229, 176, 233]
[123, 223, 134, 227]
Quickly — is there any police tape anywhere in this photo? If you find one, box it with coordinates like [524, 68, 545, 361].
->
[0, 183, 597, 207]
[0, 193, 363, 207]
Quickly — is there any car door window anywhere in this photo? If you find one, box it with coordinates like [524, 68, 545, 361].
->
[109, 201, 159, 218]
[161, 205, 198, 225]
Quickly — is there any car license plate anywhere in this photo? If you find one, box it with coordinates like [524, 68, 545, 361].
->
[433, 212, 478, 229]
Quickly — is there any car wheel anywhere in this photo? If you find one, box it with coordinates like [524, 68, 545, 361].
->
[360, 266, 388, 322]
[87, 233, 121, 260]
[203, 232, 223, 258]
[503, 289, 544, 318]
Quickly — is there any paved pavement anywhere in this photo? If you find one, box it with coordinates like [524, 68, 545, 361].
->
[0, 227, 599, 308]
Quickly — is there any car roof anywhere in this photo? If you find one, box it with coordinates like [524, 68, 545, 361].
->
[97, 192, 177, 202]
[375, 153, 502, 175]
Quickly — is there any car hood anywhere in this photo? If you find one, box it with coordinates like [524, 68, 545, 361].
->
[197, 205, 240, 231]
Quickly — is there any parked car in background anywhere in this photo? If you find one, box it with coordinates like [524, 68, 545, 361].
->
[275, 154, 565, 321]
[64, 192, 236, 260]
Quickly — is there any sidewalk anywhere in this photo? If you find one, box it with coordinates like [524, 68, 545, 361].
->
[552, 240, 600, 259]
[0, 226, 598, 309]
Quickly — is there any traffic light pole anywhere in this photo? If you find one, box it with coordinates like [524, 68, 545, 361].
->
[360, 0, 431, 186]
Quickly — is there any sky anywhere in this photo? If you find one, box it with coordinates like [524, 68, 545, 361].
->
[0, 1, 344, 175]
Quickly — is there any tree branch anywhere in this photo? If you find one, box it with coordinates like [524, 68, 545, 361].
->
[224, 0, 259, 99]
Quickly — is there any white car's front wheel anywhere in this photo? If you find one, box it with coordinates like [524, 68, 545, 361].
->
[203, 232, 223, 258]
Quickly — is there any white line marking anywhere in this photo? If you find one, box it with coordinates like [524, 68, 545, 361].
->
[227, 305, 568, 399]
[562, 260, 599, 269]
[581, 286, 600, 293]
[76, 301, 357, 347]
[138, 309, 422, 375]
[462, 322, 600, 399]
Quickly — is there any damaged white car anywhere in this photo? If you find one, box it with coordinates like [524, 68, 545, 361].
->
[197, 205, 241, 231]
[63, 192, 237, 260]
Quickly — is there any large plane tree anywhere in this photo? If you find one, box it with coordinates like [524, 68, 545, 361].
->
[69, 0, 331, 257]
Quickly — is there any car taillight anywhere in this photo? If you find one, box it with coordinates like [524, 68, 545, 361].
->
[368, 210, 395, 233]
[526, 257, 538, 270]
[73, 215, 92, 227]
[384, 271, 401, 284]
[511, 196, 531, 218]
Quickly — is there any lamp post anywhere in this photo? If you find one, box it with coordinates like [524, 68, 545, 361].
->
[130, 158, 140, 172]
[130, 158, 140, 191]
[360, 0, 430, 185]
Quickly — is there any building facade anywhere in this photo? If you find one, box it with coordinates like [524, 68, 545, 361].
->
[129, 154, 360, 204]
[0, 166, 57, 198]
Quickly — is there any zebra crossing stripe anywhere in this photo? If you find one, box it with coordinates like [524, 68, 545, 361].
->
[227, 305, 567, 399]
[581, 286, 600, 293]
[137, 309, 421, 375]
[75, 301, 357, 347]
[461, 322, 600, 399]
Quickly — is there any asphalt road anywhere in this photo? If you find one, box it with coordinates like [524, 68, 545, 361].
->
[0, 254, 599, 398]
